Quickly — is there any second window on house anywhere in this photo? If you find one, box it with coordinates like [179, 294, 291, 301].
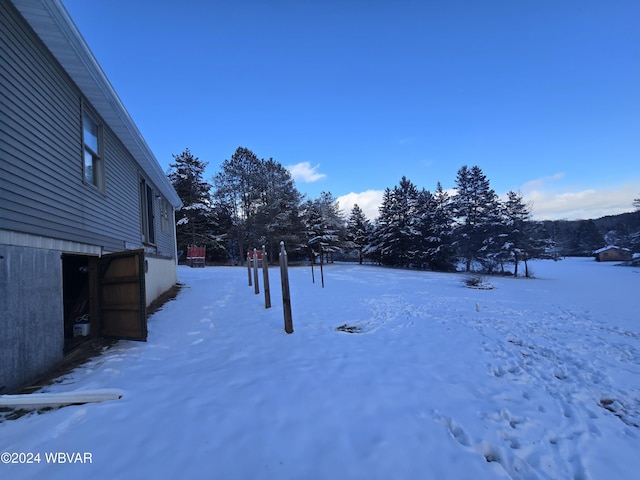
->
[82, 109, 104, 190]
[160, 199, 170, 233]
[139, 178, 155, 245]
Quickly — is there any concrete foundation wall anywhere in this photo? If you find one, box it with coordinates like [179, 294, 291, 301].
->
[0, 244, 64, 394]
[145, 256, 178, 307]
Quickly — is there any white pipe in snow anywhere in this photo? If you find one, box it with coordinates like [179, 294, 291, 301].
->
[0, 389, 123, 408]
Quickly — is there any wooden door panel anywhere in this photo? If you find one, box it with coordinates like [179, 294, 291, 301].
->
[99, 250, 147, 341]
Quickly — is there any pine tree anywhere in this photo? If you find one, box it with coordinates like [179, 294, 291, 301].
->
[303, 192, 345, 263]
[539, 220, 573, 259]
[395, 177, 421, 266]
[451, 165, 501, 271]
[370, 177, 420, 267]
[412, 188, 434, 269]
[501, 191, 532, 276]
[568, 220, 605, 256]
[368, 188, 393, 265]
[167, 148, 223, 260]
[302, 199, 323, 262]
[346, 204, 373, 264]
[419, 182, 456, 271]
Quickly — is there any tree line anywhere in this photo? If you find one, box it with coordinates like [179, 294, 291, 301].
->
[168, 147, 640, 275]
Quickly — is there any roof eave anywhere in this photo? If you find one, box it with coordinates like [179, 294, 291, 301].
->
[12, 0, 182, 209]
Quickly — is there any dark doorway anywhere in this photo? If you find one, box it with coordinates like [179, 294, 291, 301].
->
[62, 250, 148, 353]
[62, 254, 92, 353]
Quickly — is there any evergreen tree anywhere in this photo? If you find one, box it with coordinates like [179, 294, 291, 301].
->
[539, 220, 574, 259]
[412, 188, 435, 269]
[450, 165, 501, 271]
[346, 204, 373, 264]
[318, 192, 346, 258]
[370, 177, 420, 267]
[501, 190, 536, 276]
[394, 177, 421, 267]
[418, 182, 456, 271]
[368, 188, 394, 265]
[303, 192, 345, 263]
[302, 199, 323, 262]
[567, 220, 605, 256]
[167, 148, 224, 260]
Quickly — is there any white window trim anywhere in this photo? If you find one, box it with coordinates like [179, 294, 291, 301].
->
[81, 103, 104, 191]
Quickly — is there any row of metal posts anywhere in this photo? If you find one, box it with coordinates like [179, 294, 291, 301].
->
[247, 242, 293, 334]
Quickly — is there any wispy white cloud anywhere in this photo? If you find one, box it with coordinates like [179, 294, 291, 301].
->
[519, 176, 639, 220]
[521, 172, 565, 192]
[286, 162, 326, 183]
[336, 190, 385, 220]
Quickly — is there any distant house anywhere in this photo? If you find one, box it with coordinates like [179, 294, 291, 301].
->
[593, 246, 632, 262]
[1, 0, 182, 393]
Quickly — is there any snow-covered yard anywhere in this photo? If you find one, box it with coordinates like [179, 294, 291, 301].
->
[1, 258, 639, 479]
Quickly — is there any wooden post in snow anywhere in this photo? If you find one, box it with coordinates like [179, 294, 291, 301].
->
[253, 248, 260, 295]
[247, 252, 252, 287]
[262, 245, 271, 309]
[310, 247, 315, 284]
[319, 243, 325, 288]
[279, 241, 293, 334]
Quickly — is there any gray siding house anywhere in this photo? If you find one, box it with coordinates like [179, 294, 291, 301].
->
[0, 0, 183, 393]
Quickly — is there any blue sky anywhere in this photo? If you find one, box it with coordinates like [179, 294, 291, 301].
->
[62, 0, 639, 220]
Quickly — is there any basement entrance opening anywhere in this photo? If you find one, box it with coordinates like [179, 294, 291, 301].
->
[62, 254, 92, 353]
[62, 250, 148, 354]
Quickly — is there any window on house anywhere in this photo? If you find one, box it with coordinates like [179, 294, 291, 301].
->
[139, 178, 155, 244]
[82, 109, 104, 190]
[160, 199, 171, 233]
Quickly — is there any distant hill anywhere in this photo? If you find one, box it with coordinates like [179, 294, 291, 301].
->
[592, 210, 640, 234]
[536, 210, 640, 257]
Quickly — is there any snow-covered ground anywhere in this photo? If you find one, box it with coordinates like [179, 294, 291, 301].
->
[1, 258, 639, 479]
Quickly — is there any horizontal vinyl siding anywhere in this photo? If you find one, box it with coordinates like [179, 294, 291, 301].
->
[1, 2, 174, 257]
[101, 129, 141, 250]
[0, 1, 85, 238]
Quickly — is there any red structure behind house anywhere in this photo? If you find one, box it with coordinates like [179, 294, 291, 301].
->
[187, 246, 206, 267]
